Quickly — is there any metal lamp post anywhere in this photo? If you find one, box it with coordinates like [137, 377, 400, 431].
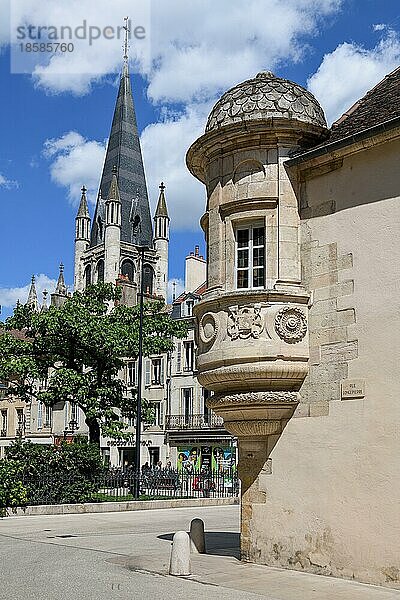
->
[134, 245, 149, 498]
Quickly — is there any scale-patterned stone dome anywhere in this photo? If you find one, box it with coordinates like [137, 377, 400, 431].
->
[206, 71, 327, 132]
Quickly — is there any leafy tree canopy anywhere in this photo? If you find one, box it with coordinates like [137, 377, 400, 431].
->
[0, 283, 188, 443]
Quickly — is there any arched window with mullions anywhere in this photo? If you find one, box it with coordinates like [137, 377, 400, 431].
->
[142, 264, 154, 295]
[96, 259, 104, 283]
[121, 259, 135, 282]
[84, 265, 91, 288]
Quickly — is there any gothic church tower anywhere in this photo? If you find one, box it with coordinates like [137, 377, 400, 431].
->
[73, 44, 169, 303]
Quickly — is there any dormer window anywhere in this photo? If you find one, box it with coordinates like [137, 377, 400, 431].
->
[186, 299, 194, 316]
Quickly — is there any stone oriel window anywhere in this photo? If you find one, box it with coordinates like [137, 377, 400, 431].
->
[235, 223, 265, 289]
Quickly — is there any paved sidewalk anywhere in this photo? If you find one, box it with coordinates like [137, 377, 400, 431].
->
[1, 506, 399, 599]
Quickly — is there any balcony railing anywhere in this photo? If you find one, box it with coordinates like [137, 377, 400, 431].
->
[166, 412, 224, 430]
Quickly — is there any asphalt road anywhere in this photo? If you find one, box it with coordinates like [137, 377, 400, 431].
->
[0, 505, 258, 600]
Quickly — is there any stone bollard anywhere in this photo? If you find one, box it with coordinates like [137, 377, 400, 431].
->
[190, 518, 206, 554]
[169, 531, 191, 576]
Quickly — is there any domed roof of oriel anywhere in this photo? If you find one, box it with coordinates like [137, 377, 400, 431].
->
[206, 71, 327, 132]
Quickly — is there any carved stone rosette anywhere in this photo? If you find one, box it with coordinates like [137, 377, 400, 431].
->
[275, 306, 307, 343]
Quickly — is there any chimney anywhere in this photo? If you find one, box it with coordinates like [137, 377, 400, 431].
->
[185, 247, 206, 293]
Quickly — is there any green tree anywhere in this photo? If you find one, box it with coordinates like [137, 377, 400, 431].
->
[0, 283, 188, 444]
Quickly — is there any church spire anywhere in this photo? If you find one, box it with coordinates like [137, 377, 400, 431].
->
[90, 18, 153, 248]
[51, 263, 68, 308]
[26, 276, 39, 311]
[155, 181, 169, 219]
[41, 289, 48, 312]
[77, 185, 90, 219]
[55, 263, 67, 296]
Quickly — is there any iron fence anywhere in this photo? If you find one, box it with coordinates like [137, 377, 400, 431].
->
[21, 467, 239, 505]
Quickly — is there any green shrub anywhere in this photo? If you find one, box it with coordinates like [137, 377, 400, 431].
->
[4, 439, 106, 507]
[0, 459, 28, 516]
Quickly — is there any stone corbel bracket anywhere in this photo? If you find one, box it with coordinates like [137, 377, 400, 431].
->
[207, 391, 299, 438]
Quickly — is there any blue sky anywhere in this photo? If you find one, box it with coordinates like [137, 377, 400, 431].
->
[0, 0, 399, 317]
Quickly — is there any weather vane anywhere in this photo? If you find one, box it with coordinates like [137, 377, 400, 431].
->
[123, 16, 130, 63]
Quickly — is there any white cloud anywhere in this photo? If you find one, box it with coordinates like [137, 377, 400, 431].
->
[0, 173, 18, 190]
[147, 0, 342, 104]
[5, 0, 342, 97]
[167, 278, 184, 303]
[43, 131, 106, 205]
[141, 104, 207, 230]
[0, 274, 58, 310]
[8, 1, 150, 95]
[308, 29, 400, 124]
[5, 0, 345, 230]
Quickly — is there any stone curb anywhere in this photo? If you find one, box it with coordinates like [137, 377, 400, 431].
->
[7, 496, 239, 517]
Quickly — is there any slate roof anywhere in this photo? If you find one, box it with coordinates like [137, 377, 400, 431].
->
[90, 63, 153, 248]
[287, 66, 400, 165]
[328, 66, 400, 143]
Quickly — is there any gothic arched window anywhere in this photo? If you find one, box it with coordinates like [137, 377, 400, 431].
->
[96, 217, 103, 243]
[121, 259, 135, 282]
[96, 259, 104, 283]
[143, 264, 154, 295]
[84, 265, 91, 288]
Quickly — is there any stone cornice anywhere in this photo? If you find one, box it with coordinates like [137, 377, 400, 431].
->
[186, 118, 328, 183]
[195, 287, 310, 308]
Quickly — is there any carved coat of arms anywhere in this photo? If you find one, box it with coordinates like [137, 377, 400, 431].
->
[227, 304, 263, 340]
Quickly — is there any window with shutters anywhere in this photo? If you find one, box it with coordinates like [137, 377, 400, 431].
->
[151, 358, 164, 385]
[16, 408, 24, 434]
[181, 388, 193, 424]
[45, 405, 52, 428]
[184, 341, 194, 372]
[127, 361, 137, 387]
[71, 403, 79, 427]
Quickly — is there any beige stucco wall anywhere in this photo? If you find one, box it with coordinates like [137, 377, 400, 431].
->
[248, 138, 400, 587]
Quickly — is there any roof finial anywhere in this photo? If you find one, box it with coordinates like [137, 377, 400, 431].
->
[27, 275, 39, 311]
[59, 262, 64, 274]
[123, 16, 130, 64]
[112, 164, 118, 175]
[159, 181, 165, 193]
[81, 185, 87, 195]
